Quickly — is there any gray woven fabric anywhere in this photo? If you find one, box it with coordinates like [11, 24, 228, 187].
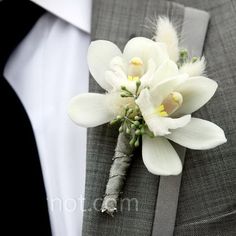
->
[83, 0, 236, 235]
[171, 0, 236, 235]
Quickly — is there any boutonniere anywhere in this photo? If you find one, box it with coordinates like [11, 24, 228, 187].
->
[68, 17, 227, 216]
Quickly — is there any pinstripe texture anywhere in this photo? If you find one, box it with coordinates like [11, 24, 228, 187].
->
[83, 0, 236, 235]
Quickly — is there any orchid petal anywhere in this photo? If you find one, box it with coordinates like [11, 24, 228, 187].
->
[142, 135, 182, 175]
[151, 59, 179, 87]
[150, 74, 188, 106]
[136, 89, 169, 135]
[140, 59, 156, 88]
[68, 93, 115, 127]
[105, 70, 127, 91]
[136, 89, 191, 136]
[161, 115, 191, 130]
[173, 77, 218, 116]
[166, 118, 227, 150]
[87, 40, 122, 91]
[144, 115, 191, 137]
[123, 37, 169, 68]
[109, 56, 127, 73]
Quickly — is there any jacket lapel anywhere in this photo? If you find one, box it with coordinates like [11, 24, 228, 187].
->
[83, 0, 185, 235]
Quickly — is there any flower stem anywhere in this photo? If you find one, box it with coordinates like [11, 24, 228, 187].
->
[101, 132, 134, 216]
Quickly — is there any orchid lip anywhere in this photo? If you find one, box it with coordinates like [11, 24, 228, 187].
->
[156, 92, 183, 117]
[128, 56, 144, 78]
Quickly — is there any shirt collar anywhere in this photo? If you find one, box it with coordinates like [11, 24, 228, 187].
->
[30, 0, 92, 34]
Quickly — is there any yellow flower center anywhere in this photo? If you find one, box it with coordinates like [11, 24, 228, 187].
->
[156, 104, 168, 117]
[130, 57, 143, 66]
[127, 75, 140, 81]
[155, 92, 183, 117]
[128, 57, 144, 79]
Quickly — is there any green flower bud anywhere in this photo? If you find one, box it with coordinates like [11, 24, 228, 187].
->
[127, 108, 133, 115]
[135, 129, 141, 136]
[131, 124, 136, 129]
[134, 116, 140, 121]
[134, 121, 140, 126]
[129, 138, 135, 146]
[140, 127, 145, 134]
[110, 119, 117, 125]
[116, 115, 122, 120]
[192, 56, 198, 63]
[179, 49, 188, 57]
[134, 139, 140, 147]
[136, 80, 141, 87]
[120, 91, 130, 97]
[126, 128, 131, 134]
[119, 126, 123, 133]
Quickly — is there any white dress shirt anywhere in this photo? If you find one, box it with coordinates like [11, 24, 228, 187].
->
[4, 1, 92, 235]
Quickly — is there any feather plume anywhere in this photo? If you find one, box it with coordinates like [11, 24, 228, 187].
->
[180, 57, 206, 77]
[153, 17, 179, 62]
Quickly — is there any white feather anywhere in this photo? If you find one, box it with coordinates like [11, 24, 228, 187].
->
[153, 17, 179, 62]
[180, 57, 206, 77]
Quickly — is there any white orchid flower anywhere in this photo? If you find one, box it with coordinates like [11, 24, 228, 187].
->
[136, 75, 226, 175]
[69, 18, 227, 177]
[88, 36, 171, 92]
[69, 36, 174, 127]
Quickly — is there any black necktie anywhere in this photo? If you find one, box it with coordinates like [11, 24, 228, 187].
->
[0, 1, 51, 235]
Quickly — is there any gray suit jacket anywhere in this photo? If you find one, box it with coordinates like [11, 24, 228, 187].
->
[83, 0, 236, 235]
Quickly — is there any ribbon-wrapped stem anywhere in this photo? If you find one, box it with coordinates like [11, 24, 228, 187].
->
[101, 132, 134, 216]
